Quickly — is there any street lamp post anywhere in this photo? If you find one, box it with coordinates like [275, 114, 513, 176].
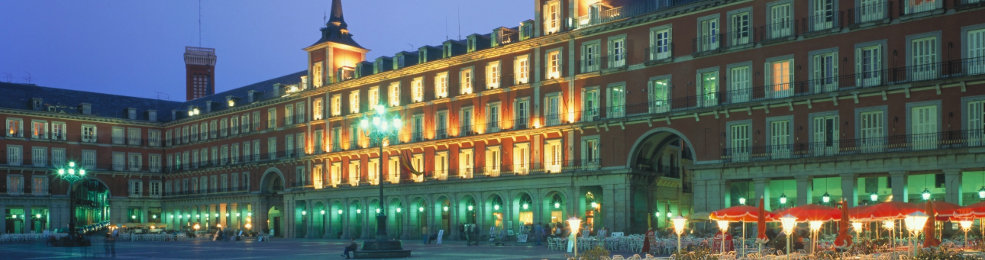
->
[356, 104, 411, 258]
[360, 104, 402, 241]
[671, 215, 687, 255]
[52, 161, 90, 247]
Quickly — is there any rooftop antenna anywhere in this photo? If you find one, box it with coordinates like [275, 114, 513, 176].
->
[457, 5, 461, 40]
[323, 10, 327, 24]
[198, 0, 202, 46]
[445, 16, 449, 41]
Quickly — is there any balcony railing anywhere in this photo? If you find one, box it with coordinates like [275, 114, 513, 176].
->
[722, 131, 982, 163]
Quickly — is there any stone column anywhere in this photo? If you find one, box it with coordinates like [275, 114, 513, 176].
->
[841, 173, 857, 207]
[944, 169, 962, 205]
[890, 171, 907, 202]
[754, 178, 770, 210]
[796, 175, 811, 205]
[142, 206, 149, 224]
[602, 185, 616, 233]
[0, 204, 7, 232]
[24, 205, 32, 233]
[341, 200, 350, 239]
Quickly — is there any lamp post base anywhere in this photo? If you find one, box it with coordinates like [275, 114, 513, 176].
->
[354, 240, 411, 258]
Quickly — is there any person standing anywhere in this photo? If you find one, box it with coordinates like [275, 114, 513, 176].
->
[421, 225, 429, 245]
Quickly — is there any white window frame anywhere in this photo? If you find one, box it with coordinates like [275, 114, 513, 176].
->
[544, 139, 563, 173]
[581, 136, 600, 168]
[907, 101, 941, 150]
[6, 118, 23, 138]
[697, 67, 719, 107]
[486, 61, 500, 89]
[607, 34, 627, 68]
[458, 67, 473, 94]
[389, 82, 401, 106]
[809, 111, 841, 156]
[31, 146, 46, 167]
[809, 48, 839, 93]
[411, 77, 424, 102]
[648, 75, 671, 113]
[765, 55, 794, 99]
[546, 49, 562, 80]
[581, 40, 601, 73]
[767, 1, 793, 39]
[545, 93, 561, 126]
[907, 32, 941, 83]
[348, 160, 361, 186]
[582, 87, 600, 121]
[513, 142, 530, 175]
[487, 102, 501, 133]
[727, 62, 752, 104]
[349, 90, 360, 114]
[649, 26, 672, 61]
[607, 83, 625, 118]
[434, 151, 449, 180]
[435, 72, 449, 98]
[727, 121, 752, 162]
[766, 116, 793, 159]
[81, 124, 97, 143]
[543, 0, 561, 34]
[515, 54, 530, 84]
[856, 106, 887, 153]
[728, 8, 752, 46]
[697, 14, 720, 52]
[6, 145, 21, 166]
[855, 40, 886, 87]
[459, 148, 474, 178]
[856, 0, 886, 23]
[484, 146, 501, 176]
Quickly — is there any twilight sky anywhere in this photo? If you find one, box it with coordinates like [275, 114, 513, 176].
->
[0, 0, 531, 101]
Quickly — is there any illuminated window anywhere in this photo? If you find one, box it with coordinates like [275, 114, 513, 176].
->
[435, 72, 449, 98]
[513, 143, 529, 175]
[412, 77, 424, 102]
[30, 120, 47, 140]
[767, 58, 793, 98]
[313, 98, 324, 120]
[648, 76, 671, 113]
[312, 61, 324, 87]
[434, 151, 449, 180]
[331, 94, 342, 116]
[544, 139, 562, 173]
[699, 70, 719, 107]
[330, 162, 342, 187]
[607, 84, 625, 118]
[583, 87, 600, 121]
[385, 156, 398, 184]
[515, 55, 530, 84]
[543, 0, 561, 34]
[459, 148, 474, 178]
[460, 67, 474, 94]
[486, 61, 500, 89]
[267, 108, 277, 128]
[484, 146, 501, 176]
[368, 86, 379, 107]
[284, 104, 294, 126]
[388, 82, 401, 106]
[349, 90, 360, 114]
[348, 160, 361, 186]
[368, 158, 379, 185]
[546, 50, 561, 79]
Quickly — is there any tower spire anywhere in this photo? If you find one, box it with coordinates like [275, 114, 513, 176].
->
[328, 0, 346, 28]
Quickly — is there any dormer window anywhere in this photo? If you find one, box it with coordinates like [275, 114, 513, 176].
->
[419, 48, 428, 63]
[127, 108, 137, 120]
[520, 21, 534, 40]
[443, 42, 453, 58]
[31, 98, 43, 111]
[468, 36, 477, 52]
[543, 0, 561, 35]
[338, 66, 355, 81]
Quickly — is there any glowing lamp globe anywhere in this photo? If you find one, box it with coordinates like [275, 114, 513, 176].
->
[193, 223, 201, 231]
[337, 209, 343, 215]
[320, 210, 325, 215]
[852, 222, 863, 234]
[779, 194, 788, 205]
[921, 188, 931, 201]
[666, 212, 672, 218]
[870, 193, 878, 202]
[822, 192, 831, 203]
[418, 207, 424, 212]
[959, 220, 973, 232]
[245, 223, 252, 230]
[903, 212, 928, 233]
[780, 214, 797, 235]
[978, 187, 985, 199]
[809, 221, 823, 232]
[554, 202, 560, 209]
[738, 197, 747, 205]
[467, 205, 474, 211]
[442, 206, 448, 212]
[493, 204, 500, 211]
[567, 218, 581, 236]
[671, 215, 687, 235]
[522, 203, 529, 210]
[301, 210, 307, 216]
[716, 220, 729, 232]
[882, 220, 895, 230]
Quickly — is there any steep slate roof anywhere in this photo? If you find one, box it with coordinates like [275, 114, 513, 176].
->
[0, 70, 306, 123]
[0, 82, 183, 122]
[310, 0, 364, 49]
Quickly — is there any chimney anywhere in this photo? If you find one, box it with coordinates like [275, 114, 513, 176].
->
[184, 46, 217, 101]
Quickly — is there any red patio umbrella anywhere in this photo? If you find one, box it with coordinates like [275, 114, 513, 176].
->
[854, 201, 923, 221]
[834, 199, 852, 249]
[710, 205, 768, 222]
[756, 198, 769, 245]
[775, 204, 840, 222]
[923, 201, 941, 247]
[955, 201, 985, 218]
[925, 201, 960, 221]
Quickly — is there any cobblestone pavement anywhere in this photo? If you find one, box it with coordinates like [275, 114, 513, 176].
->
[0, 236, 573, 259]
